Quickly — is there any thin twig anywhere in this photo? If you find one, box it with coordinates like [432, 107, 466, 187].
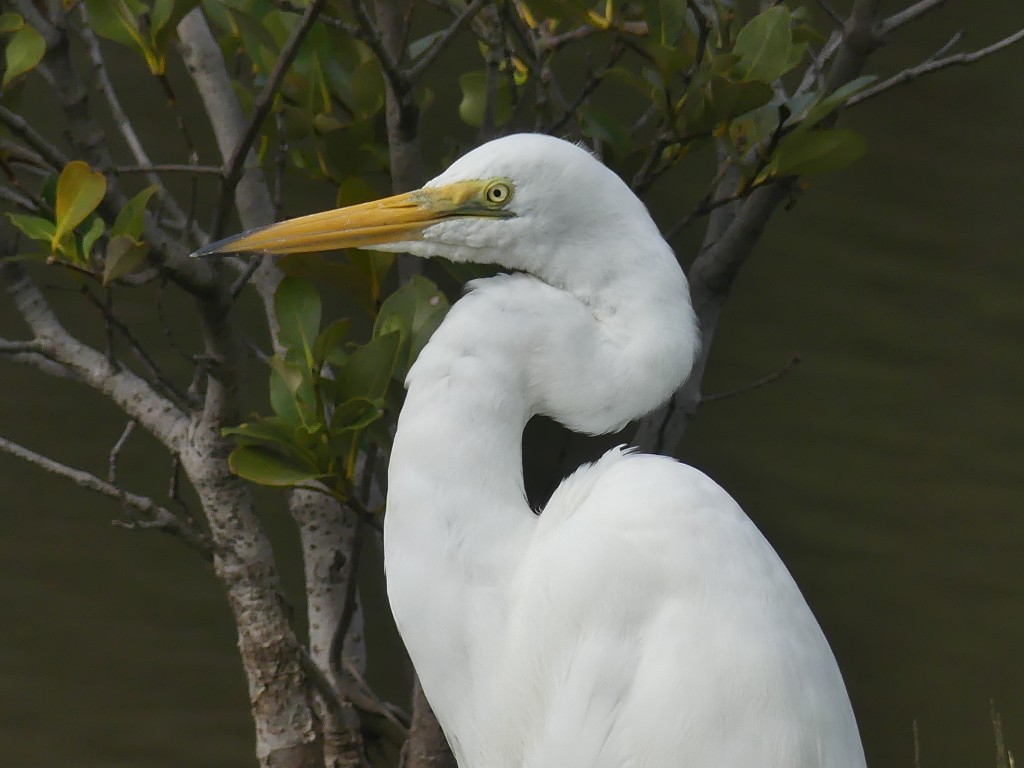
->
[701, 355, 802, 403]
[230, 255, 265, 299]
[0, 105, 69, 169]
[79, 287, 192, 410]
[350, 0, 408, 97]
[77, 6, 190, 234]
[110, 163, 223, 175]
[108, 419, 137, 485]
[813, 0, 844, 27]
[409, 0, 490, 79]
[846, 28, 1024, 109]
[0, 434, 210, 556]
[0, 186, 40, 212]
[546, 43, 625, 135]
[877, 0, 947, 38]
[212, 0, 329, 238]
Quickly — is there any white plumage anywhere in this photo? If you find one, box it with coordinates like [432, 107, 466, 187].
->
[198, 133, 866, 768]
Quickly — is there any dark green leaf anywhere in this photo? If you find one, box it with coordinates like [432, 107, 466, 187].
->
[334, 331, 401, 403]
[642, 0, 687, 45]
[330, 397, 385, 432]
[458, 70, 514, 128]
[313, 318, 352, 366]
[764, 128, 867, 179]
[708, 77, 774, 122]
[350, 58, 385, 117]
[578, 105, 633, 154]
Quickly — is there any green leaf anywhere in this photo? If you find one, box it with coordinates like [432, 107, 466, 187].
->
[330, 397, 384, 432]
[112, 185, 157, 240]
[350, 57, 385, 117]
[103, 235, 149, 284]
[223, 417, 297, 447]
[275, 277, 322, 366]
[578, 105, 633, 154]
[764, 128, 867, 179]
[3, 25, 45, 91]
[228, 445, 324, 487]
[732, 6, 796, 83]
[6, 213, 55, 244]
[313, 318, 352, 366]
[0, 12, 23, 34]
[224, 416, 323, 469]
[641, 0, 686, 45]
[53, 161, 107, 246]
[80, 216, 105, 259]
[374, 276, 449, 379]
[708, 76, 774, 122]
[279, 253, 378, 316]
[334, 331, 402, 403]
[458, 70, 514, 128]
[335, 176, 378, 208]
[269, 356, 317, 426]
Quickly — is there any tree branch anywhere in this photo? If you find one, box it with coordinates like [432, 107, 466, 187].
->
[1, 259, 188, 449]
[846, 28, 1024, 109]
[77, 4, 194, 239]
[877, 0, 947, 38]
[0, 433, 210, 555]
[409, 0, 490, 79]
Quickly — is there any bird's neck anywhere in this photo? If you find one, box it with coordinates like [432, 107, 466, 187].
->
[384, 257, 696, 751]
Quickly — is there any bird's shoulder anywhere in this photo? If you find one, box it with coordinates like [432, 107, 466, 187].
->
[537, 445, 745, 533]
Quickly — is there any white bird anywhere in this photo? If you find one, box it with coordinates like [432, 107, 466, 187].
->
[197, 133, 866, 768]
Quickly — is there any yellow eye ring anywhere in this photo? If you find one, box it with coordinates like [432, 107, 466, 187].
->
[484, 181, 513, 206]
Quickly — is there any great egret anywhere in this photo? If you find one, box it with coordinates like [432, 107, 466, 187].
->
[197, 133, 866, 767]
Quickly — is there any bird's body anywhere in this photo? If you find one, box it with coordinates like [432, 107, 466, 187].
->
[198, 133, 866, 768]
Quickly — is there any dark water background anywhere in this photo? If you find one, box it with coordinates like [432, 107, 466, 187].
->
[1, 4, 1023, 766]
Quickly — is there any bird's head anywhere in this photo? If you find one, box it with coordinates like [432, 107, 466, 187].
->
[194, 134, 669, 295]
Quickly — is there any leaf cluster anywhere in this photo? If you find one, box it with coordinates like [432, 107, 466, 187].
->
[6, 161, 156, 284]
[225, 274, 448, 505]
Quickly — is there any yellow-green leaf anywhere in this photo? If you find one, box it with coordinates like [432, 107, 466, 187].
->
[112, 185, 157, 240]
[103, 234, 149, 284]
[0, 12, 23, 34]
[53, 161, 106, 245]
[80, 216, 105, 259]
[6, 213, 55, 243]
[3, 25, 45, 91]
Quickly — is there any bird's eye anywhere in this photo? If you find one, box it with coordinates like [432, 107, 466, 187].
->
[484, 180, 513, 206]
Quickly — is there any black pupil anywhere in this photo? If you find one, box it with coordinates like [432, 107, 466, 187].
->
[490, 186, 504, 201]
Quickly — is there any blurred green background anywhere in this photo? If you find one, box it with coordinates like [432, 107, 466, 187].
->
[1, 3, 1022, 767]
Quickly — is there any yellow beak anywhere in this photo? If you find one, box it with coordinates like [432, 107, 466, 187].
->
[192, 181, 510, 257]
